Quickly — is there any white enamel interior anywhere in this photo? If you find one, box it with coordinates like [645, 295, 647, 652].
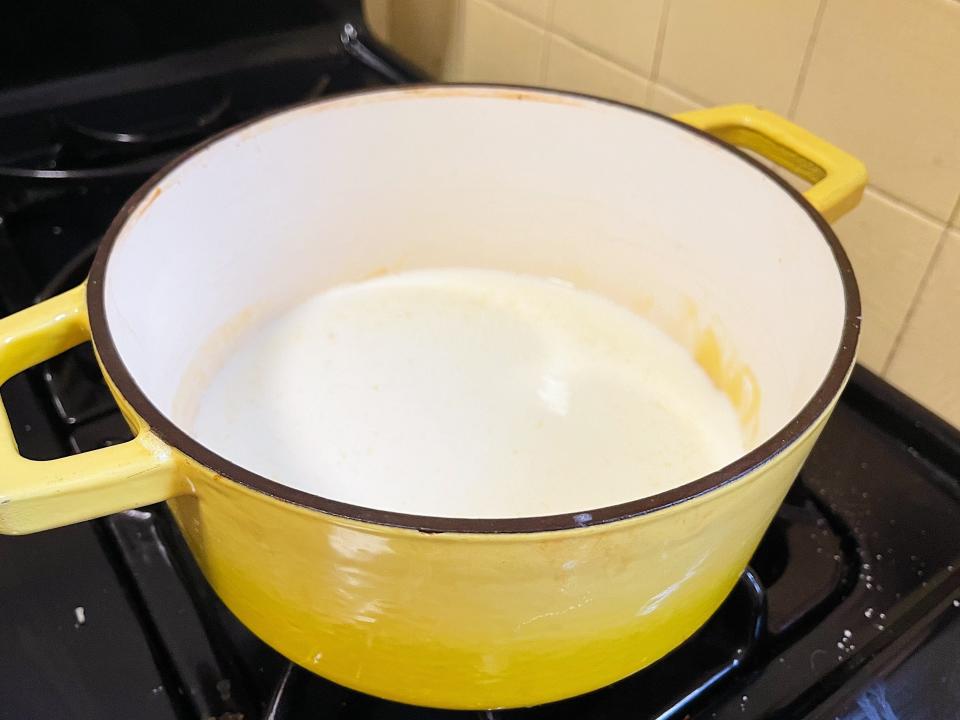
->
[102, 87, 848, 492]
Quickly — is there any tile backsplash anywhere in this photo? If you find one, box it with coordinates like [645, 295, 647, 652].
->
[365, 0, 960, 427]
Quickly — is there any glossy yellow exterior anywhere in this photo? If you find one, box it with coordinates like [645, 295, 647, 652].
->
[159, 414, 831, 709]
[675, 104, 868, 222]
[0, 101, 864, 709]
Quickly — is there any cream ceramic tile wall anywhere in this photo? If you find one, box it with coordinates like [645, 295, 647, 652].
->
[364, 0, 960, 427]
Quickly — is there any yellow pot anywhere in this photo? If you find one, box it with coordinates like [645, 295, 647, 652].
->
[0, 87, 865, 710]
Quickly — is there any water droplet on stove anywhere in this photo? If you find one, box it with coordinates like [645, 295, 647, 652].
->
[866, 583, 873, 590]
[216, 679, 231, 702]
[863, 563, 871, 570]
[837, 641, 845, 649]
[879, 612, 886, 619]
[833, 554, 841, 561]
[953, 599, 959, 608]
[877, 625, 885, 631]
[51, 225, 62, 235]
[865, 608, 874, 618]
[843, 629, 852, 638]
[875, 554, 883, 561]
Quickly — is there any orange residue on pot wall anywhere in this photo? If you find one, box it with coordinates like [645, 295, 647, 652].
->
[171, 304, 265, 429]
[629, 294, 762, 445]
[693, 325, 761, 444]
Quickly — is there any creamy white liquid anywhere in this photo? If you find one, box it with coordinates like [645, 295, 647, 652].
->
[190, 269, 745, 517]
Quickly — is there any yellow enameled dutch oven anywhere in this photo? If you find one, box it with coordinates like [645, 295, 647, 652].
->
[0, 87, 865, 709]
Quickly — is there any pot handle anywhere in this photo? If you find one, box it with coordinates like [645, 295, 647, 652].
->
[674, 104, 867, 223]
[0, 285, 185, 535]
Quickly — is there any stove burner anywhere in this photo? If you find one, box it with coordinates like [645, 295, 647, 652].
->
[30, 241, 116, 424]
[0, 153, 175, 220]
[58, 79, 232, 151]
[0, 61, 354, 200]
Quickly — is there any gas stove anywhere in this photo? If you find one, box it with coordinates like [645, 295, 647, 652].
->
[1, 5, 959, 719]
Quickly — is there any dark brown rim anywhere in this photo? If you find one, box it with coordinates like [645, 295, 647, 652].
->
[86, 84, 861, 534]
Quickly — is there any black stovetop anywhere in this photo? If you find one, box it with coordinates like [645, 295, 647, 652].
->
[1, 10, 959, 720]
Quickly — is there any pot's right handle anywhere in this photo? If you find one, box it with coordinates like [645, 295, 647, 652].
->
[674, 104, 867, 223]
[0, 285, 186, 535]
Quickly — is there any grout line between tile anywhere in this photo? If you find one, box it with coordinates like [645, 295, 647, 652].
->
[890, 192, 960, 370]
[651, 78, 710, 110]
[475, 0, 547, 33]
[538, 0, 557, 84]
[473, 0, 551, 84]
[444, 0, 467, 80]
[650, 0, 672, 83]
[645, 0, 672, 106]
[787, 0, 828, 119]
[540, 30, 656, 89]
[544, 0, 557, 31]
[950, 189, 960, 229]
[491, 1, 655, 83]
[881, 224, 952, 376]
[866, 184, 951, 229]
[483, 0, 541, 25]
[538, 34, 551, 84]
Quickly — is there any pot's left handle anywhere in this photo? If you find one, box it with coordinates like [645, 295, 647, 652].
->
[0, 285, 185, 535]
